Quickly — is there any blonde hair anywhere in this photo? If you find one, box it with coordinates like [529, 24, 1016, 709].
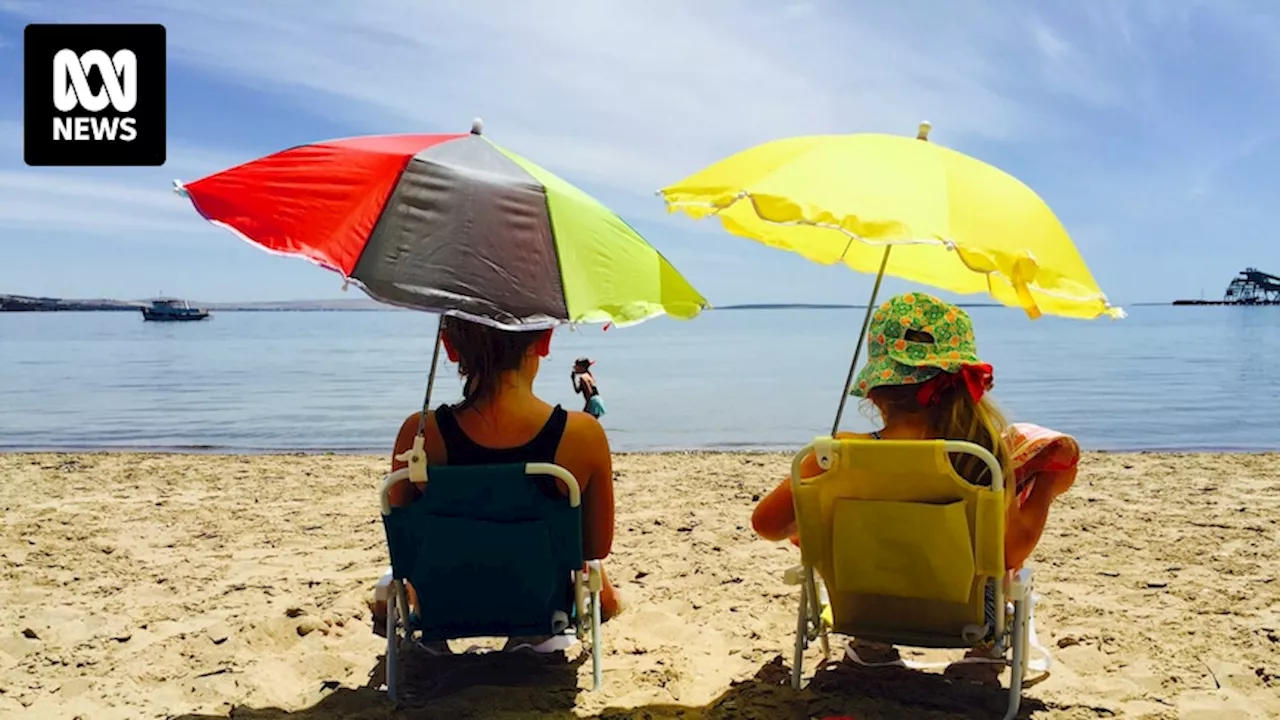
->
[866, 383, 1011, 486]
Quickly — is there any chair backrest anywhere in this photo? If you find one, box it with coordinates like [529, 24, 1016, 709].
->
[380, 463, 584, 641]
[791, 437, 1007, 648]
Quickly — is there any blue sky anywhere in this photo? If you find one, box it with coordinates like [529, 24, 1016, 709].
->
[0, 0, 1276, 306]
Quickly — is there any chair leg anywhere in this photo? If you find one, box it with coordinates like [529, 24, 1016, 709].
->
[386, 581, 400, 703]
[791, 578, 808, 689]
[574, 570, 588, 641]
[396, 581, 411, 633]
[1003, 584, 1030, 720]
[586, 560, 604, 691]
[590, 589, 604, 691]
[807, 570, 830, 662]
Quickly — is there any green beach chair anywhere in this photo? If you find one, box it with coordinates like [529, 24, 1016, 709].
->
[377, 462, 605, 701]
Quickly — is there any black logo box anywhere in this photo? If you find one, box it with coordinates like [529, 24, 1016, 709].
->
[24, 23, 166, 167]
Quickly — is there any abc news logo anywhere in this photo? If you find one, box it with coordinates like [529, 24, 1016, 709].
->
[24, 24, 166, 166]
[53, 49, 140, 142]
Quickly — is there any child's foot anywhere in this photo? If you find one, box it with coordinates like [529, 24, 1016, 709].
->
[601, 586, 624, 622]
[502, 635, 552, 651]
[418, 640, 451, 655]
[844, 640, 902, 664]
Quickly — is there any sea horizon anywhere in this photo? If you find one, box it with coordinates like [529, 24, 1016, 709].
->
[2, 305, 1277, 455]
[0, 290, 1202, 312]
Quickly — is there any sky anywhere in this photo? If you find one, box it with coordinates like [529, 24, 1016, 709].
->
[0, 0, 1278, 307]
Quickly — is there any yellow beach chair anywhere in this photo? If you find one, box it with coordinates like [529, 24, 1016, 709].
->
[787, 436, 1040, 720]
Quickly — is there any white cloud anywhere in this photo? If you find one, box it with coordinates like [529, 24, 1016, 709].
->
[0, 115, 259, 238]
[0, 119, 21, 155]
[6, 1, 1069, 188]
[0, 0, 1075, 239]
[1, 0, 1271, 272]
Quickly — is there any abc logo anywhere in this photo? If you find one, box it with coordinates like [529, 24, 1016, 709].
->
[24, 24, 166, 167]
[52, 48, 139, 142]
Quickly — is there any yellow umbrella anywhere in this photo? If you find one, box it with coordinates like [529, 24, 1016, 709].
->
[659, 122, 1122, 431]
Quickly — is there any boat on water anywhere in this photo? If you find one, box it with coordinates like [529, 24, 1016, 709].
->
[141, 299, 211, 321]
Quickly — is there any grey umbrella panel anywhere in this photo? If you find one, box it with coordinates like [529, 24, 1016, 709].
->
[351, 135, 570, 329]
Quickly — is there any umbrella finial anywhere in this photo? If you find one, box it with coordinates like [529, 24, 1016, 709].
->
[916, 121, 932, 141]
[172, 179, 188, 198]
[470, 118, 484, 135]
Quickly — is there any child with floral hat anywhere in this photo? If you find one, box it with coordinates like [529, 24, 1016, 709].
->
[752, 292, 1079, 571]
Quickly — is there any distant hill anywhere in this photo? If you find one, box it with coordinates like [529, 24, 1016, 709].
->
[203, 298, 387, 311]
[0, 294, 143, 312]
[0, 294, 387, 312]
[717, 303, 859, 310]
[2, 295, 1153, 314]
[716, 302, 1006, 310]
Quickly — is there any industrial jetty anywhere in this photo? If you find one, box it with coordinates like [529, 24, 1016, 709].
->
[1174, 268, 1280, 306]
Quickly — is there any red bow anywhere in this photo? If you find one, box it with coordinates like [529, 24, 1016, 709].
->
[915, 363, 994, 407]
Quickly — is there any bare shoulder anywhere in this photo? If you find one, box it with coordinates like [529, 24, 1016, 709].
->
[563, 409, 609, 446]
[396, 410, 437, 437]
[394, 410, 445, 450]
[399, 411, 424, 431]
[565, 409, 609, 438]
[835, 431, 876, 440]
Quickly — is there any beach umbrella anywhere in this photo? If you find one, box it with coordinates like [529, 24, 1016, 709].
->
[175, 120, 707, 331]
[174, 119, 709, 479]
[658, 122, 1121, 432]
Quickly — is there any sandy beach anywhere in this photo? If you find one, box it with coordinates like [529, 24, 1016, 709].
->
[2, 451, 1278, 719]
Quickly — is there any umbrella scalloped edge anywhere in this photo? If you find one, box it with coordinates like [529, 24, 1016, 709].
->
[661, 189, 1124, 321]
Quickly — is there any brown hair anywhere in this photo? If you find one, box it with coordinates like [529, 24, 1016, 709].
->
[441, 316, 547, 411]
[866, 382, 1011, 487]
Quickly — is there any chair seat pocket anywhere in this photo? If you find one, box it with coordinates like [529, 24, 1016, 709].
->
[413, 515, 560, 636]
[830, 498, 975, 604]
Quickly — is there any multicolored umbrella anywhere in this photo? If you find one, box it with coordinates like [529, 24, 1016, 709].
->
[175, 121, 708, 330]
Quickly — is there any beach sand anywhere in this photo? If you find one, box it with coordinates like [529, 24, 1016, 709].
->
[2, 451, 1279, 719]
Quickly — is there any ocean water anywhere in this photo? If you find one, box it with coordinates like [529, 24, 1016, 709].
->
[1, 306, 1277, 454]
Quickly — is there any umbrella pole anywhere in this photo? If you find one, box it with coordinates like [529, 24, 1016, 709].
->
[830, 246, 892, 435]
[415, 318, 445, 437]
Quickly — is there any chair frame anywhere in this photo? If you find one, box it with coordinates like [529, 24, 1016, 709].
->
[788, 437, 1034, 720]
[378, 463, 605, 702]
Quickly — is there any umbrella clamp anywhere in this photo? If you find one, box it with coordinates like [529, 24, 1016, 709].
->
[394, 435, 430, 485]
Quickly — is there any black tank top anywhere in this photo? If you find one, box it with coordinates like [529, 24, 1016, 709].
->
[435, 403, 568, 466]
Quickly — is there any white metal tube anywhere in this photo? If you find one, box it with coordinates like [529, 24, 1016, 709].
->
[941, 440, 1005, 492]
[526, 463, 582, 507]
[379, 468, 411, 516]
[385, 582, 399, 702]
[791, 578, 808, 689]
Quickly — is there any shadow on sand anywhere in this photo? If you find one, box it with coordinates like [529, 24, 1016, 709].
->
[173, 649, 1051, 720]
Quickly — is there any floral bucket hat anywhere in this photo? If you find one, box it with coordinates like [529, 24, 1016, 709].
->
[852, 292, 993, 404]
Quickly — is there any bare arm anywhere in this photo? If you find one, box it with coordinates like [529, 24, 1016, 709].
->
[752, 432, 861, 542]
[751, 451, 823, 541]
[1005, 467, 1076, 569]
[578, 417, 615, 560]
[388, 413, 423, 508]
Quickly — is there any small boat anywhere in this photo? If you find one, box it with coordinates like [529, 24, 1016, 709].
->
[141, 299, 210, 321]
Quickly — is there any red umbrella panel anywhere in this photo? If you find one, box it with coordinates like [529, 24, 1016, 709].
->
[178, 130, 571, 328]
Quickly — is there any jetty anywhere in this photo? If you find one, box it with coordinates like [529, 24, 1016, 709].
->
[1174, 268, 1280, 306]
